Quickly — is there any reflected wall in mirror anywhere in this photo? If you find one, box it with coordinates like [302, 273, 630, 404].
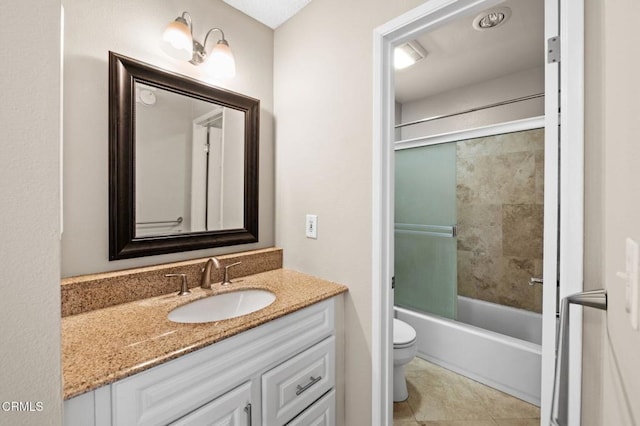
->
[134, 83, 245, 237]
[110, 52, 259, 260]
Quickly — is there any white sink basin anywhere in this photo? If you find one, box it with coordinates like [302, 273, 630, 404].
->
[168, 289, 276, 323]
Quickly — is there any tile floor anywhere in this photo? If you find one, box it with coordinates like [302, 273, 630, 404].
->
[394, 357, 540, 426]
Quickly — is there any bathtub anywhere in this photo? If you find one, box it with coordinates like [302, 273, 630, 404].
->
[395, 295, 542, 406]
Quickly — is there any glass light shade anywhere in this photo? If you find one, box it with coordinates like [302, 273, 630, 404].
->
[161, 20, 193, 61]
[205, 42, 236, 79]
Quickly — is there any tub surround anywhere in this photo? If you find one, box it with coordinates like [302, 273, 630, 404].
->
[61, 248, 283, 317]
[456, 128, 545, 313]
[61, 249, 347, 400]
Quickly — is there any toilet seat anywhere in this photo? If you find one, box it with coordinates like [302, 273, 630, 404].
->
[394, 340, 416, 349]
[393, 319, 416, 348]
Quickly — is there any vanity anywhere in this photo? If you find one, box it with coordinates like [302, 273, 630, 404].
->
[61, 50, 347, 425]
[64, 302, 338, 426]
[62, 249, 347, 426]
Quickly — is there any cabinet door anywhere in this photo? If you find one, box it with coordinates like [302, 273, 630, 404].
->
[170, 381, 253, 426]
[286, 390, 335, 426]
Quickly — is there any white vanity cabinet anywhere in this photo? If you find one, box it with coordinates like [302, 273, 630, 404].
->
[64, 298, 337, 426]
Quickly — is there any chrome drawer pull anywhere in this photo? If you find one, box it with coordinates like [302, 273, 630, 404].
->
[296, 375, 322, 396]
[244, 403, 252, 426]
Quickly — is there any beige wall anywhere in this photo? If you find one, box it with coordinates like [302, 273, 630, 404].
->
[595, 0, 640, 424]
[583, 0, 640, 424]
[0, 0, 62, 424]
[400, 66, 544, 139]
[61, 0, 275, 277]
[273, 1, 425, 424]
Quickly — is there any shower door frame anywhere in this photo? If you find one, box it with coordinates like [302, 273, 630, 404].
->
[371, 0, 584, 425]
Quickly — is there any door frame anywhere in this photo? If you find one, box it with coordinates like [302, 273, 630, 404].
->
[191, 108, 224, 231]
[371, 0, 584, 424]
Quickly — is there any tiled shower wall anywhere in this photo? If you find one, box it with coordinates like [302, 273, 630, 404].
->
[456, 128, 544, 312]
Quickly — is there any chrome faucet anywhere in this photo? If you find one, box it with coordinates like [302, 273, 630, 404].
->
[201, 257, 221, 289]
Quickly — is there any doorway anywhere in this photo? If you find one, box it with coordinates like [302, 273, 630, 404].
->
[372, 0, 584, 424]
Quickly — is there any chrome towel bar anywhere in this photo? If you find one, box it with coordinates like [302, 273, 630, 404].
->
[136, 216, 183, 226]
[551, 289, 607, 426]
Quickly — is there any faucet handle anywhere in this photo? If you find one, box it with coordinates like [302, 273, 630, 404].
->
[529, 277, 543, 286]
[222, 262, 242, 286]
[166, 273, 190, 296]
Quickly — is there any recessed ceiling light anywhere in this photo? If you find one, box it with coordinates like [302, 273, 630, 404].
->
[394, 40, 428, 70]
[472, 7, 512, 31]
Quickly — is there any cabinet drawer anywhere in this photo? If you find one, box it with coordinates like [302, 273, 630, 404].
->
[262, 336, 335, 425]
[170, 381, 252, 426]
[286, 390, 335, 426]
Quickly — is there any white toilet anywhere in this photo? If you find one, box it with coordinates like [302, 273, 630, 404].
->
[393, 318, 417, 402]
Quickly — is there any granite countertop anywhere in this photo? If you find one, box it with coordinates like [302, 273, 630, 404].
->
[62, 268, 347, 400]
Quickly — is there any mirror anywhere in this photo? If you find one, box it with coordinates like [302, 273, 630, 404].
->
[134, 83, 246, 237]
[109, 52, 259, 260]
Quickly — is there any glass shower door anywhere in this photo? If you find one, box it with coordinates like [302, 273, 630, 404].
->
[394, 143, 457, 319]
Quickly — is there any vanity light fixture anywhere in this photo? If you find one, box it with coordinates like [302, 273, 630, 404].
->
[161, 11, 236, 79]
[394, 40, 428, 70]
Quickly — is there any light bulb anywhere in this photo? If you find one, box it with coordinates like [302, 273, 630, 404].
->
[205, 41, 236, 79]
[394, 48, 415, 70]
[161, 19, 193, 61]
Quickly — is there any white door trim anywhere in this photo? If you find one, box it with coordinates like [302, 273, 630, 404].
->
[371, 0, 584, 424]
[541, 0, 560, 422]
[558, 0, 585, 424]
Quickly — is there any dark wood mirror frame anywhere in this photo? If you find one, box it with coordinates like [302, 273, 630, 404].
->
[109, 52, 259, 260]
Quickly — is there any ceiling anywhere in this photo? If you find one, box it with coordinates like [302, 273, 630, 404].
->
[394, 0, 544, 104]
[223, 0, 313, 29]
[223, 0, 543, 104]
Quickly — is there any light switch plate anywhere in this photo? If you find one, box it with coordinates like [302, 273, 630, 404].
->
[306, 214, 318, 239]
